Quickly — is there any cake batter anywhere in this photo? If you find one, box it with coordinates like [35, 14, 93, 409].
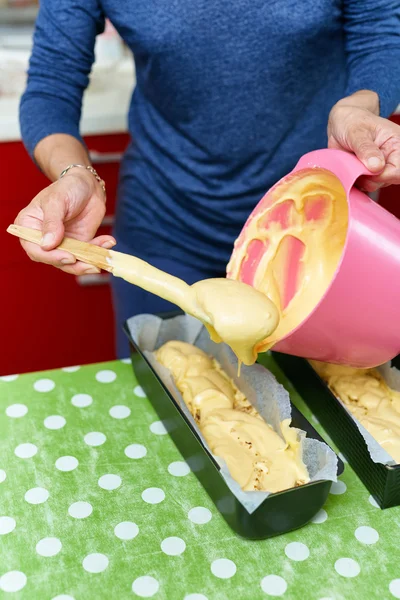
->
[156, 340, 309, 493]
[110, 252, 280, 366]
[227, 168, 349, 352]
[311, 361, 400, 463]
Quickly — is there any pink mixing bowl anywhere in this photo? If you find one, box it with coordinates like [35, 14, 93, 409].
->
[228, 148, 400, 368]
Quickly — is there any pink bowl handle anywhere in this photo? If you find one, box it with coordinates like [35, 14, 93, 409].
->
[293, 149, 373, 194]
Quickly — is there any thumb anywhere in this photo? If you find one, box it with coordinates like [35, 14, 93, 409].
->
[348, 128, 385, 173]
[41, 193, 66, 250]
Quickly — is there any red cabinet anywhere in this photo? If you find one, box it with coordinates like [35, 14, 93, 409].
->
[2, 133, 130, 375]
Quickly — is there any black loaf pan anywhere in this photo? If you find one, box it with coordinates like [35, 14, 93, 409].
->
[124, 313, 343, 539]
[273, 353, 400, 509]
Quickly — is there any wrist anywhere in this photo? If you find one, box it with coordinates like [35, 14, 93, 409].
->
[333, 90, 380, 116]
[59, 164, 106, 198]
[58, 169, 103, 205]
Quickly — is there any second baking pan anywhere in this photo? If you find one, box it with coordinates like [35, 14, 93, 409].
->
[273, 352, 400, 509]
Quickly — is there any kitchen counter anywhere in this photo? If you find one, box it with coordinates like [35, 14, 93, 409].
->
[1, 358, 399, 599]
[0, 58, 135, 142]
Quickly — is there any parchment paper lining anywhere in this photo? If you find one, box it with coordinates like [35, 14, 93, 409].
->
[127, 313, 338, 514]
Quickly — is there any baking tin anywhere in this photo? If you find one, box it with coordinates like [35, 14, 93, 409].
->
[124, 314, 343, 539]
[273, 353, 400, 509]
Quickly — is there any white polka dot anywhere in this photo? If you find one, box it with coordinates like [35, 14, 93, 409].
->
[260, 574, 287, 596]
[36, 537, 62, 557]
[390, 579, 400, 598]
[109, 405, 131, 419]
[311, 509, 328, 524]
[24, 487, 49, 504]
[338, 452, 348, 463]
[6, 404, 28, 418]
[0, 517, 16, 535]
[211, 558, 236, 579]
[184, 595, 208, 600]
[188, 507, 212, 525]
[125, 444, 147, 459]
[0, 470, 6, 483]
[98, 474, 121, 490]
[95, 370, 117, 383]
[120, 358, 131, 364]
[55, 456, 79, 472]
[71, 393, 92, 408]
[52, 595, 76, 600]
[168, 461, 190, 477]
[149, 420, 168, 435]
[68, 501, 93, 519]
[1, 374, 18, 382]
[44, 415, 66, 430]
[141, 487, 165, 504]
[369, 495, 380, 508]
[15, 443, 37, 458]
[132, 575, 159, 597]
[0, 571, 27, 592]
[114, 521, 139, 540]
[134, 385, 146, 398]
[34, 378, 55, 392]
[285, 542, 309, 561]
[334, 558, 360, 578]
[161, 536, 186, 556]
[84, 431, 106, 447]
[62, 365, 80, 372]
[330, 480, 347, 495]
[355, 526, 379, 545]
[82, 553, 109, 573]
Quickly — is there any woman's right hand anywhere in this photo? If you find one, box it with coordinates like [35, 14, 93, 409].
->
[14, 168, 116, 275]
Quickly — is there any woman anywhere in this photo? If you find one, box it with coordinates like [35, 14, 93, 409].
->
[16, 0, 400, 357]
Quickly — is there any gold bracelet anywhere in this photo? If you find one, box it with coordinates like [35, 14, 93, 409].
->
[59, 164, 106, 196]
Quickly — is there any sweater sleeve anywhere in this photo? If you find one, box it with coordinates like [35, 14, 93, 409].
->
[343, 0, 400, 117]
[19, 0, 105, 158]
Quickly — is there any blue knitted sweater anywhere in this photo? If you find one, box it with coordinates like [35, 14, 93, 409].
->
[20, 0, 400, 270]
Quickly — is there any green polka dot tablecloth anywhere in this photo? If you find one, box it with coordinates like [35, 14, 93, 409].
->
[1, 359, 400, 600]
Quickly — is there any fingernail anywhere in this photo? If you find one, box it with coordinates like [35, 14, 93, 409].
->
[61, 257, 76, 265]
[367, 157, 383, 169]
[83, 267, 101, 274]
[41, 232, 55, 247]
[102, 240, 116, 249]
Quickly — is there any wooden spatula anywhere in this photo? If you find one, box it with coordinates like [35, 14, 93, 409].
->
[7, 224, 211, 322]
[7, 224, 113, 272]
[7, 224, 281, 366]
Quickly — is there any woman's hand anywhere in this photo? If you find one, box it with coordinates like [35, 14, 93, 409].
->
[14, 168, 116, 275]
[328, 90, 400, 192]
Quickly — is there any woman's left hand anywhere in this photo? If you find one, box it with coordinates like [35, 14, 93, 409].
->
[327, 90, 400, 192]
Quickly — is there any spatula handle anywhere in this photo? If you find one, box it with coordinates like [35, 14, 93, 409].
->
[7, 224, 113, 272]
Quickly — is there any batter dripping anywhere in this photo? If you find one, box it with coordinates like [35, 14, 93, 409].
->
[109, 169, 348, 365]
[110, 253, 279, 366]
